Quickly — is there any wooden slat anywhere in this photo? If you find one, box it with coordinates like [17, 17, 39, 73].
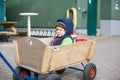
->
[13, 40, 20, 64]
[0, 31, 27, 36]
[0, 31, 18, 35]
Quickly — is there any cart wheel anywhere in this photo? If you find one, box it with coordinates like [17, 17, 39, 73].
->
[83, 63, 97, 80]
[56, 68, 66, 74]
[13, 66, 31, 80]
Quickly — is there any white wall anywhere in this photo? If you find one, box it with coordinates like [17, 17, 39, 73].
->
[100, 20, 120, 35]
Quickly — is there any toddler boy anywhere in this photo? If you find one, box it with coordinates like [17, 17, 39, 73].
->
[51, 18, 74, 46]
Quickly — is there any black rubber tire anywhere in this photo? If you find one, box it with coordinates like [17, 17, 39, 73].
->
[56, 68, 66, 74]
[83, 63, 97, 80]
[13, 66, 31, 80]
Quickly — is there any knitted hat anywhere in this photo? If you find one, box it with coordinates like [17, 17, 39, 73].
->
[55, 21, 66, 30]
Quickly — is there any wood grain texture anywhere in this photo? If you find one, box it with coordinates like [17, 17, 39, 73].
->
[13, 37, 96, 73]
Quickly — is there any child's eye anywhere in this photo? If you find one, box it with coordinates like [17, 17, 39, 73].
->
[59, 29, 62, 31]
[56, 28, 61, 31]
[56, 29, 58, 31]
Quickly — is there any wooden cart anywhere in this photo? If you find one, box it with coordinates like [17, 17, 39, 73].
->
[13, 36, 96, 80]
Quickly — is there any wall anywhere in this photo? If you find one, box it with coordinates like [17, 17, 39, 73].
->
[111, 0, 120, 19]
[101, 0, 111, 19]
[6, 0, 76, 28]
[77, 0, 87, 29]
[100, 0, 120, 35]
[6, 0, 100, 29]
[0, 0, 4, 22]
[0, 0, 5, 40]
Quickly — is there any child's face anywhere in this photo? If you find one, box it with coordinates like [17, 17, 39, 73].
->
[55, 26, 66, 37]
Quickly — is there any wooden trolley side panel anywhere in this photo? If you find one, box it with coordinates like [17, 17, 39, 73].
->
[47, 40, 95, 71]
[14, 37, 47, 73]
[13, 37, 96, 73]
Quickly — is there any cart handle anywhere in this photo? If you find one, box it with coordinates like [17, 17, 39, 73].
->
[0, 52, 22, 80]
